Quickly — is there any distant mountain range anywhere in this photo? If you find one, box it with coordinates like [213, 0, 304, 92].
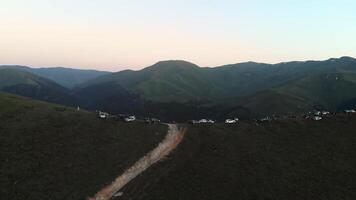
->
[1, 56, 356, 120]
[0, 65, 109, 88]
[0, 68, 75, 105]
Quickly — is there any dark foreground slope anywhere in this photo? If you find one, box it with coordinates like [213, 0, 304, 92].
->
[119, 116, 356, 200]
[0, 92, 167, 200]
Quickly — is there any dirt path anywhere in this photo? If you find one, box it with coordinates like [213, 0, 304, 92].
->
[88, 124, 186, 200]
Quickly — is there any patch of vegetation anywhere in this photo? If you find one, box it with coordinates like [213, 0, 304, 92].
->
[0, 92, 167, 200]
[119, 116, 356, 200]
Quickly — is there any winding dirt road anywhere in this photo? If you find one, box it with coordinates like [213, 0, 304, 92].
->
[88, 124, 186, 200]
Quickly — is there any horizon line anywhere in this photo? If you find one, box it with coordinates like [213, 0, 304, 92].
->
[1, 56, 355, 72]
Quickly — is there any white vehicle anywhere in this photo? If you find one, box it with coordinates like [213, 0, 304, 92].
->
[345, 109, 356, 114]
[225, 119, 237, 124]
[207, 119, 215, 124]
[124, 115, 136, 122]
[313, 116, 322, 121]
[198, 119, 208, 123]
[98, 111, 109, 119]
[322, 111, 330, 115]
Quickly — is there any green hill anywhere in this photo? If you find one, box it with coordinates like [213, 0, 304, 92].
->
[74, 57, 356, 118]
[275, 72, 356, 110]
[2, 57, 356, 119]
[0, 68, 76, 105]
[0, 92, 166, 199]
[220, 90, 314, 117]
[0, 65, 110, 88]
[76, 60, 224, 103]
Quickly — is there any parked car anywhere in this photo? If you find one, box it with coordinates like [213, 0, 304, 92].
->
[207, 119, 215, 124]
[198, 119, 208, 123]
[344, 109, 356, 114]
[124, 115, 136, 122]
[313, 116, 322, 121]
[98, 111, 109, 119]
[225, 119, 237, 124]
[322, 111, 330, 115]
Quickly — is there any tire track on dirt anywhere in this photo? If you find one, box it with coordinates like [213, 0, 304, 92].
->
[88, 124, 187, 200]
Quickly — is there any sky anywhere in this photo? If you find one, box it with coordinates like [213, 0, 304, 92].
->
[0, 0, 356, 71]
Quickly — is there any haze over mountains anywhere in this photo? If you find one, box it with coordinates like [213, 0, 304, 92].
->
[0, 65, 110, 88]
[1, 56, 356, 120]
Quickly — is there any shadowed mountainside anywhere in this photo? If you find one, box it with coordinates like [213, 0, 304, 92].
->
[0, 68, 76, 105]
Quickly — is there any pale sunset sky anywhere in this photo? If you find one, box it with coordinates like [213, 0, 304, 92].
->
[1, 0, 356, 71]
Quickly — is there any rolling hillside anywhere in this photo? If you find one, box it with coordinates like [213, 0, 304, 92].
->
[0, 92, 167, 200]
[0, 68, 76, 105]
[74, 57, 356, 118]
[2, 57, 356, 119]
[75, 60, 224, 103]
[0, 65, 109, 88]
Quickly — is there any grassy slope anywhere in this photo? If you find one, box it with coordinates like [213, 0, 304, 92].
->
[0, 92, 167, 200]
[275, 72, 356, 110]
[118, 116, 356, 200]
[75, 60, 225, 103]
[0, 68, 76, 105]
[0, 65, 110, 88]
[0, 68, 41, 88]
[74, 58, 356, 112]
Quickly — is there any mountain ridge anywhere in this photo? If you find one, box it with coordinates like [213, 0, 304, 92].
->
[2, 56, 356, 120]
[0, 65, 110, 88]
[0, 68, 76, 105]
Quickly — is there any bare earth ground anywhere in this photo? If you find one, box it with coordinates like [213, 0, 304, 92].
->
[89, 124, 186, 200]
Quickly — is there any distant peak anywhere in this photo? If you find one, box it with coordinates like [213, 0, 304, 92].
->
[154, 60, 199, 66]
[327, 56, 355, 62]
[146, 60, 200, 71]
[339, 56, 355, 60]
